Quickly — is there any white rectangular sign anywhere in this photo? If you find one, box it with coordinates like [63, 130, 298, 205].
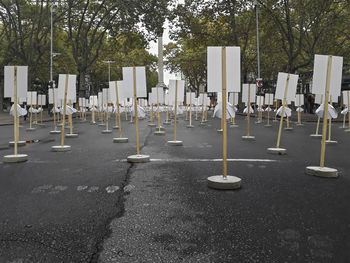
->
[207, 47, 241, 93]
[256, 95, 264, 107]
[168, 80, 185, 105]
[89, 96, 98, 107]
[342, 90, 350, 106]
[4, 66, 28, 99]
[57, 74, 76, 103]
[152, 87, 164, 104]
[275, 72, 298, 104]
[38, 94, 46, 106]
[186, 92, 196, 105]
[122, 67, 147, 98]
[229, 92, 239, 105]
[312, 55, 343, 100]
[295, 94, 304, 107]
[264, 93, 274, 106]
[27, 91, 37, 105]
[242, 84, 256, 104]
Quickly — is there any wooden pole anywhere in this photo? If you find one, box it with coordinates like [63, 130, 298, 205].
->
[69, 100, 73, 134]
[14, 67, 18, 155]
[115, 82, 123, 138]
[247, 84, 251, 136]
[29, 92, 33, 129]
[61, 74, 69, 146]
[222, 47, 227, 179]
[40, 96, 43, 124]
[320, 56, 332, 167]
[174, 80, 178, 141]
[133, 67, 140, 155]
[276, 74, 290, 148]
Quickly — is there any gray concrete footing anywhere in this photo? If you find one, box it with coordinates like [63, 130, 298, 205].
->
[267, 147, 287, 155]
[127, 154, 150, 163]
[305, 166, 338, 178]
[207, 175, 241, 190]
[3, 154, 28, 163]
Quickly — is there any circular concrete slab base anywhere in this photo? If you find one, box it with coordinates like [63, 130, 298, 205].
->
[127, 154, 150, 163]
[242, 136, 255, 141]
[9, 141, 26, 147]
[167, 140, 183, 146]
[113, 126, 119, 129]
[310, 134, 322, 138]
[90, 122, 97, 125]
[306, 166, 338, 178]
[199, 122, 206, 126]
[148, 123, 156, 127]
[297, 123, 304, 126]
[217, 129, 223, 133]
[3, 154, 28, 163]
[50, 130, 61, 134]
[325, 140, 338, 145]
[345, 129, 350, 133]
[156, 126, 165, 131]
[207, 175, 241, 190]
[284, 127, 294, 131]
[187, 125, 194, 128]
[264, 124, 272, 127]
[65, 133, 78, 138]
[37, 123, 47, 127]
[255, 121, 262, 124]
[113, 137, 128, 143]
[102, 130, 112, 134]
[230, 124, 239, 128]
[51, 145, 71, 152]
[98, 123, 105, 126]
[163, 121, 171, 125]
[154, 131, 165, 136]
[26, 127, 36, 131]
[267, 147, 287, 155]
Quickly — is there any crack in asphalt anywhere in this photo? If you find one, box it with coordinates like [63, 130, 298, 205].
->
[88, 125, 153, 263]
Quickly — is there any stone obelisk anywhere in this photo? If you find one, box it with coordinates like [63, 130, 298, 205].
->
[156, 35, 166, 89]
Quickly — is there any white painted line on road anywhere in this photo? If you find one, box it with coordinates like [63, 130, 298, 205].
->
[114, 158, 278, 163]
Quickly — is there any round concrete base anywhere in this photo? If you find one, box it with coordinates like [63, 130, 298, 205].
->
[51, 145, 71, 152]
[267, 147, 287, 155]
[187, 125, 194, 128]
[202, 120, 208, 123]
[230, 124, 239, 128]
[98, 123, 105, 126]
[102, 130, 112, 134]
[264, 124, 272, 127]
[242, 136, 255, 141]
[127, 154, 150, 163]
[306, 166, 338, 178]
[163, 122, 171, 125]
[154, 131, 165, 136]
[113, 137, 128, 143]
[148, 123, 156, 127]
[156, 126, 165, 131]
[310, 134, 322, 138]
[325, 140, 338, 145]
[296, 123, 304, 126]
[9, 141, 26, 147]
[37, 123, 47, 127]
[26, 127, 36, 131]
[167, 140, 183, 146]
[113, 126, 119, 129]
[345, 129, 350, 133]
[65, 133, 78, 138]
[90, 122, 97, 125]
[255, 121, 262, 124]
[50, 130, 61, 134]
[284, 127, 294, 131]
[199, 122, 206, 126]
[217, 129, 223, 133]
[207, 175, 241, 190]
[3, 154, 28, 163]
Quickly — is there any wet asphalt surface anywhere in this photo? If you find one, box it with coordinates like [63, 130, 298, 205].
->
[0, 112, 349, 263]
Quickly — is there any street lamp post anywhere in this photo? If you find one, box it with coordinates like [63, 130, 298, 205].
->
[102, 60, 115, 82]
[255, 1, 261, 81]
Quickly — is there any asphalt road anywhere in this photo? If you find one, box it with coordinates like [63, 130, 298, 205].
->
[0, 112, 349, 263]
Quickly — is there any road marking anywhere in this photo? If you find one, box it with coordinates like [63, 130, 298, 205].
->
[105, 185, 120, 193]
[115, 158, 278, 163]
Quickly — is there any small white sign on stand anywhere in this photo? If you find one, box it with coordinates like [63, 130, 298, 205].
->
[264, 93, 274, 126]
[242, 84, 256, 140]
[295, 94, 304, 126]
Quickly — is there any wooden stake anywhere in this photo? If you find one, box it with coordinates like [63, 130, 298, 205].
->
[276, 74, 290, 148]
[53, 87, 57, 130]
[14, 67, 18, 155]
[61, 74, 69, 146]
[40, 95, 43, 124]
[222, 47, 227, 179]
[189, 92, 192, 126]
[320, 56, 332, 167]
[29, 92, 33, 129]
[133, 67, 140, 155]
[247, 84, 251, 136]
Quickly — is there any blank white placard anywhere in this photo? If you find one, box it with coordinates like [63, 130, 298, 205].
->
[48, 88, 59, 104]
[264, 93, 274, 105]
[229, 92, 239, 105]
[217, 92, 228, 103]
[38, 95, 46, 106]
[242, 84, 256, 104]
[89, 96, 98, 107]
[4, 66, 28, 99]
[98, 92, 103, 107]
[122, 67, 147, 98]
[315, 94, 323, 104]
[57, 74, 76, 102]
[342, 91, 350, 106]
[27, 91, 37, 105]
[103, 88, 112, 104]
[295, 94, 304, 107]
[207, 47, 241, 93]
[186, 92, 196, 105]
[312, 55, 343, 99]
[152, 87, 164, 104]
[168, 80, 185, 105]
[256, 96, 264, 106]
[275, 72, 298, 103]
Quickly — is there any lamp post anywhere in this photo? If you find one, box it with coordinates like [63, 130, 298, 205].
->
[102, 60, 115, 82]
[255, 0, 261, 82]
